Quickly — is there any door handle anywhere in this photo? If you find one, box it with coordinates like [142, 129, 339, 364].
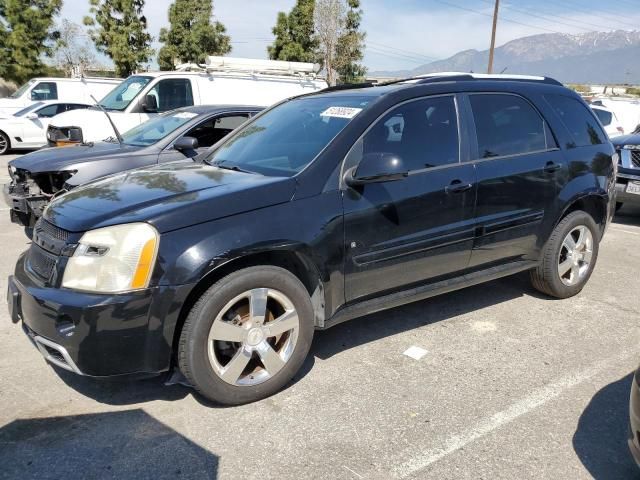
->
[543, 161, 561, 174]
[445, 180, 473, 194]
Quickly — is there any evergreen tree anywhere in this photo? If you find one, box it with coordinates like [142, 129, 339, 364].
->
[0, 0, 62, 84]
[335, 0, 367, 83]
[158, 0, 231, 70]
[84, 0, 154, 77]
[268, 0, 318, 63]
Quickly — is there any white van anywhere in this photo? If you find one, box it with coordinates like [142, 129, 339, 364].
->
[47, 57, 328, 145]
[0, 77, 121, 117]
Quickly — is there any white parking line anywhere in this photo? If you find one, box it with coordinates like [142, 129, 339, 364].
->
[610, 227, 640, 236]
[392, 352, 632, 478]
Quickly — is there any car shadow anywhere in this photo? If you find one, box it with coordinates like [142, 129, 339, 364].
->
[311, 271, 545, 360]
[573, 373, 640, 479]
[0, 409, 219, 479]
[615, 204, 640, 227]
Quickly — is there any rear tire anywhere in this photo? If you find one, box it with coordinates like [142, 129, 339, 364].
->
[178, 266, 314, 405]
[530, 211, 600, 299]
[0, 131, 9, 155]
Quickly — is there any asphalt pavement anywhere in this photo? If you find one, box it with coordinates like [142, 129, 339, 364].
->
[0, 152, 639, 479]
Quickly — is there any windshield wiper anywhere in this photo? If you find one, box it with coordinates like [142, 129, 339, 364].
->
[210, 160, 256, 174]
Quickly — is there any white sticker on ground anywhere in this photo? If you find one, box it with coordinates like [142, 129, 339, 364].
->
[403, 346, 428, 361]
[392, 351, 633, 478]
[320, 106, 362, 119]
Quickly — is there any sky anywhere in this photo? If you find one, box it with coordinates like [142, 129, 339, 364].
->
[59, 0, 640, 72]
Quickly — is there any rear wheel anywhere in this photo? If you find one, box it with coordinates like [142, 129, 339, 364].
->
[0, 131, 9, 155]
[530, 211, 599, 298]
[178, 266, 314, 405]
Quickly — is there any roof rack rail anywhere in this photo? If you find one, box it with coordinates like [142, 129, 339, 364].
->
[412, 72, 563, 86]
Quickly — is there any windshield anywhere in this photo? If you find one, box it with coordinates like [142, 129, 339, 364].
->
[98, 75, 152, 111]
[121, 110, 200, 146]
[14, 102, 45, 117]
[208, 96, 371, 176]
[9, 80, 36, 99]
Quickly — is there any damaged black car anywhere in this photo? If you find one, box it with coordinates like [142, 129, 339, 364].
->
[4, 105, 260, 233]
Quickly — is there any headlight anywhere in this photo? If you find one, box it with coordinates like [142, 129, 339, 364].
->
[8, 165, 16, 180]
[62, 223, 159, 293]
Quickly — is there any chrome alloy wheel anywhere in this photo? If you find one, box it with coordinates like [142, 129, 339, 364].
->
[207, 288, 300, 386]
[557, 225, 593, 286]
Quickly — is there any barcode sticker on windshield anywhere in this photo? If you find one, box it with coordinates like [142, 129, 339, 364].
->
[173, 112, 198, 119]
[320, 106, 362, 119]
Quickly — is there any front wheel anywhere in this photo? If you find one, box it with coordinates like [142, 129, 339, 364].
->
[530, 211, 600, 298]
[0, 131, 10, 155]
[178, 266, 314, 405]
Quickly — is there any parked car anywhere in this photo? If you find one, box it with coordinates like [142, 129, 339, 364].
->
[7, 73, 616, 405]
[0, 101, 92, 155]
[611, 134, 640, 210]
[630, 366, 640, 467]
[0, 76, 120, 117]
[46, 57, 327, 146]
[5, 105, 261, 230]
[591, 104, 625, 138]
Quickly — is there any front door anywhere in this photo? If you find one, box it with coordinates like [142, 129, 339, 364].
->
[465, 93, 564, 268]
[343, 95, 477, 302]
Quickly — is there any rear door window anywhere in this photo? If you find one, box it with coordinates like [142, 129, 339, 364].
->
[545, 94, 605, 147]
[31, 82, 58, 101]
[147, 79, 194, 112]
[469, 94, 551, 159]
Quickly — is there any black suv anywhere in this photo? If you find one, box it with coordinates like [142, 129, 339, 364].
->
[7, 75, 616, 405]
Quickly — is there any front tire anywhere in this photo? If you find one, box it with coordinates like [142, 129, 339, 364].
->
[0, 131, 10, 155]
[178, 266, 314, 405]
[530, 211, 600, 298]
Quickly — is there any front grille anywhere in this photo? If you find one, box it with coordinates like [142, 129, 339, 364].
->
[27, 244, 58, 280]
[34, 219, 70, 242]
[632, 150, 640, 169]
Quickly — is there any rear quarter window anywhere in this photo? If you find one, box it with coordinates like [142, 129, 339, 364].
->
[545, 94, 606, 148]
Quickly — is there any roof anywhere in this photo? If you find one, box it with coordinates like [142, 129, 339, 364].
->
[168, 105, 263, 115]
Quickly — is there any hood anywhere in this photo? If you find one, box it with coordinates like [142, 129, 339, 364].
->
[611, 133, 640, 147]
[9, 142, 143, 174]
[44, 161, 297, 233]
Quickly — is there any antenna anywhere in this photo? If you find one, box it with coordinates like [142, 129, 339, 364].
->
[89, 94, 123, 145]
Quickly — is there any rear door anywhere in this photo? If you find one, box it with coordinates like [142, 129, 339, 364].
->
[465, 92, 564, 268]
[343, 95, 477, 302]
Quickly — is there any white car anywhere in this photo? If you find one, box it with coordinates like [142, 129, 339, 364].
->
[591, 104, 625, 138]
[0, 101, 91, 155]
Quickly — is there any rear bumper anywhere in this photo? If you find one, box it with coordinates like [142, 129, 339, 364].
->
[629, 368, 640, 467]
[9, 253, 195, 377]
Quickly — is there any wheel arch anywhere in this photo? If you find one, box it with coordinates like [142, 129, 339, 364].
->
[556, 193, 608, 237]
[170, 249, 326, 361]
[0, 128, 11, 153]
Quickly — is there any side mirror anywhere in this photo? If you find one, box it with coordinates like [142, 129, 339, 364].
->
[345, 152, 408, 187]
[174, 136, 199, 156]
[142, 94, 158, 113]
[25, 112, 39, 120]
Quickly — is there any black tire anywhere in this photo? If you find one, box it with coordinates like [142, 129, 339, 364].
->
[0, 130, 9, 155]
[530, 210, 600, 299]
[178, 266, 314, 405]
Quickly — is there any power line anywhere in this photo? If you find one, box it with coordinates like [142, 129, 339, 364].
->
[366, 47, 434, 64]
[547, 0, 640, 30]
[367, 41, 440, 62]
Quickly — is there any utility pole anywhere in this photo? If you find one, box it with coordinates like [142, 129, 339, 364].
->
[487, 0, 500, 74]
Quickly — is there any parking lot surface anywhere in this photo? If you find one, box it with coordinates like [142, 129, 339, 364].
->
[1, 152, 639, 479]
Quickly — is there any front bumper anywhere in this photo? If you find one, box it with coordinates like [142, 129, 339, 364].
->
[617, 170, 640, 206]
[3, 182, 48, 228]
[8, 253, 195, 377]
[629, 368, 640, 467]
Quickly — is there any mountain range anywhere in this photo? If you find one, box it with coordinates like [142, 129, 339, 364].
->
[371, 30, 640, 84]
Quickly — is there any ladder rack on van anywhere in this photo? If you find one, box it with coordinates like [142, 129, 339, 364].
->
[175, 56, 321, 79]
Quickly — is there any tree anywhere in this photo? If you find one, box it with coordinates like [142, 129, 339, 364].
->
[53, 19, 97, 77]
[334, 0, 366, 84]
[84, 0, 154, 77]
[268, 0, 318, 63]
[314, 0, 346, 85]
[158, 0, 231, 70]
[0, 0, 62, 84]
